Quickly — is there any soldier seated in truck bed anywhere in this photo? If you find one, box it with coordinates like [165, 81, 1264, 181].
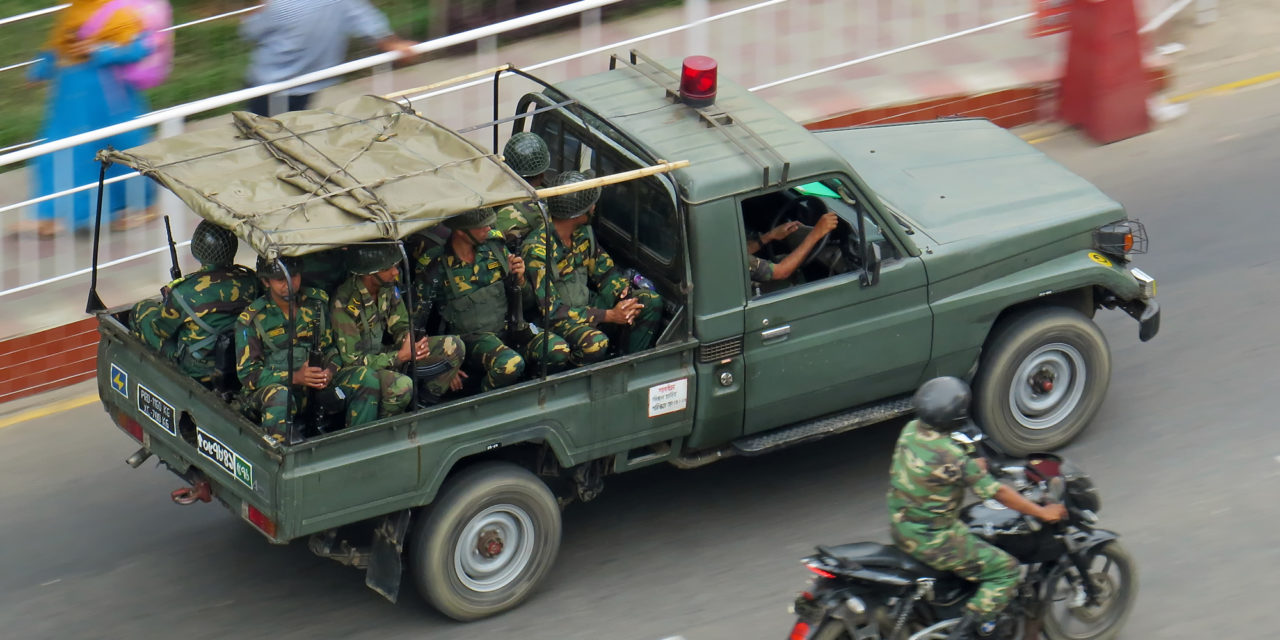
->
[131, 221, 260, 390]
[521, 171, 664, 365]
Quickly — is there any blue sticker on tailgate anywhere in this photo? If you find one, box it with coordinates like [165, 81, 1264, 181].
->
[109, 364, 128, 398]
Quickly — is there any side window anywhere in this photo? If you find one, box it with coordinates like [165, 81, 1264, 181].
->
[740, 177, 896, 296]
[532, 110, 681, 277]
[596, 153, 678, 263]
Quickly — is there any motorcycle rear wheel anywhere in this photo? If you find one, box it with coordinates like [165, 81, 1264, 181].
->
[1043, 541, 1138, 640]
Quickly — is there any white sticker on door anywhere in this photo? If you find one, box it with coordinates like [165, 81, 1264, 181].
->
[648, 378, 689, 418]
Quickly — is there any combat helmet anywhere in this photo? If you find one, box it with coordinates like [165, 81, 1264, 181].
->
[444, 207, 497, 231]
[503, 132, 550, 178]
[912, 376, 972, 432]
[547, 171, 600, 219]
[255, 254, 304, 280]
[191, 220, 238, 267]
[347, 243, 402, 275]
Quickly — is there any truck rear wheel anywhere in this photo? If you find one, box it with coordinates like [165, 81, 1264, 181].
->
[973, 307, 1111, 455]
[410, 461, 561, 621]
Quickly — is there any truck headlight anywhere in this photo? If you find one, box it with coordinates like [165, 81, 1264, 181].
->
[1093, 220, 1148, 257]
[1130, 267, 1156, 298]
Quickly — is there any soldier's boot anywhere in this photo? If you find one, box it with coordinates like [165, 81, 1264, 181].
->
[944, 610, 982, 640]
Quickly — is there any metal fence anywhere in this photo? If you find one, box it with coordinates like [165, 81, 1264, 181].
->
[0, 0, 1202, 337]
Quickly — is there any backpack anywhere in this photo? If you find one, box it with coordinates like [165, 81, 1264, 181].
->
[79, 0, 173, 90]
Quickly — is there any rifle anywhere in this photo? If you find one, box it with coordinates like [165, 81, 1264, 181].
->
[300, 347, 346, 437]
[163, 215, 182, 282]
[409, 259, 452, 406]
[502, 235, 535, 350]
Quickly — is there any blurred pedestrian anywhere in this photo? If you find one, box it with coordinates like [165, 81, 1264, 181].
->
[240, 0, 418, 117]
[26, 0, 163, 238]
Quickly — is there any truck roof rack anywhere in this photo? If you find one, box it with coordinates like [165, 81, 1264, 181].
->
[610, 49, 791, 190]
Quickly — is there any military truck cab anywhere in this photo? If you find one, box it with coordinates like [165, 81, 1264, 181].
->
[92, 51, 1158, 621]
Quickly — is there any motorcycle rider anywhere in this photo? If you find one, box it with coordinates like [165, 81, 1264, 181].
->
[888, 376, 1068, 640]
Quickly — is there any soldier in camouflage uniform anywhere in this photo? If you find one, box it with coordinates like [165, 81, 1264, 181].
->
[235, 255, 379, 438]
[887, 377, 1066, 640]
[131, 221, 260, 387]
[522, 171, 663, 364]
[494, 131, 551, 242]
[331, 243, 465, 414]
[416, 208, 571, 391]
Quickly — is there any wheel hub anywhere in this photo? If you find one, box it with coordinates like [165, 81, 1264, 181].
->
[1030, 367, 1056, 393]
[453, 504, 537, 593]
[477, 529, 504, 558]
[1071, 573, 1117, 623]
[1007, 343, 1088, 430]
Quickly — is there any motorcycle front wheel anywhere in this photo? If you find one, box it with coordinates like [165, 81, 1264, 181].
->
[1043, 541, 1138, 640]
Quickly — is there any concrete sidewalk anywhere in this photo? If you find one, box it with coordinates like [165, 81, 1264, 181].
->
[0, 0, 1213, 402]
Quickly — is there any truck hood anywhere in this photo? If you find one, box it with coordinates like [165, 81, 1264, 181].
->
[816, 120, 1124, 246]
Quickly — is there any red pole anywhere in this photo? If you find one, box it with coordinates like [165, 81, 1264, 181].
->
[1057, 0, 1151, 143]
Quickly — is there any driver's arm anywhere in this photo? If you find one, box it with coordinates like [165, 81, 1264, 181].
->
[767, 212, 839, 280]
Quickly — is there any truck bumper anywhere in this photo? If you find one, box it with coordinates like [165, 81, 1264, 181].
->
[1121, 298, 1160, 342]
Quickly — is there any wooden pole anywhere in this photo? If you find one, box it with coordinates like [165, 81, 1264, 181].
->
[531, 160, 691, 199]
[383, 64, 513, 100]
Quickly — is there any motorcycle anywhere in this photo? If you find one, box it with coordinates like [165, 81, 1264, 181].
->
[787, 428, 1137, 640]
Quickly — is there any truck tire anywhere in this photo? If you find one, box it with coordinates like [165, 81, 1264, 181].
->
[973, 307, 1111, 455]
[409, 461, 561, 621]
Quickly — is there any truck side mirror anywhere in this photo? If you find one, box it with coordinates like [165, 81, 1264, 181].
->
[860, 242, 882, 287]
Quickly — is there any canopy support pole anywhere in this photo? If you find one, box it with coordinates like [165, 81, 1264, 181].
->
[85, 160, 110, 314]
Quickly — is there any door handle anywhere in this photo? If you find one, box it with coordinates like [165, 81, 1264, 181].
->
[761, 325, 791, 340]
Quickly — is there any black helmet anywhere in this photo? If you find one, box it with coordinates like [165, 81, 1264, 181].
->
[255, 254, 304, 280]
[503, 132, 550, 178]
[913, 376, 971, 432]
[547, 171, 600, 219]
[347, 243, 401, 275]
[444, 207, 497, 231]
[191, 220, 237, 267]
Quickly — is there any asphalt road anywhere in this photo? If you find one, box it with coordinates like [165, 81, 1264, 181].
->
[4, 52, 1279, 640]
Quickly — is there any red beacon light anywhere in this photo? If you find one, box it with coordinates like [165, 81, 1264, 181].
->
[679, 55, 718, 107]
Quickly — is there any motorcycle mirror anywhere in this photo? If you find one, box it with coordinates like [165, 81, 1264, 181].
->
[950, 422, 985, 446]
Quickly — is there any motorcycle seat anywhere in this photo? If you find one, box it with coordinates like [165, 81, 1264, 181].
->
[819, 542, 947, 579]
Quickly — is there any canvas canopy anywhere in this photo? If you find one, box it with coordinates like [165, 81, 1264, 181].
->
[101, 95, 535, 257]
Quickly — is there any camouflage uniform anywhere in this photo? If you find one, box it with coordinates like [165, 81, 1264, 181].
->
[235, 287, 378, 436]
[417, 229, 570, 390]
[522, 224, 663, 363]
[886, 420, 1019, 620]
[494, 200, 545, 243]
[747, 255, 776, 283]
[330, 275, 463, 415]
[132, 265, 260, 385]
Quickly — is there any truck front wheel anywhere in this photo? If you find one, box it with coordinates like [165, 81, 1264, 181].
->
[973, 307, 1111, 455]
[410, 461, 561, 621]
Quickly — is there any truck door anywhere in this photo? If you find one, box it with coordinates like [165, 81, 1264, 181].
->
[740, 179, 932, 434]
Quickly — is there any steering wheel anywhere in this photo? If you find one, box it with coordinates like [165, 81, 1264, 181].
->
[766, 195, 833, 267]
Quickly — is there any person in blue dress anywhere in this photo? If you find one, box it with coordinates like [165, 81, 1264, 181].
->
[26, 0, 156, 238]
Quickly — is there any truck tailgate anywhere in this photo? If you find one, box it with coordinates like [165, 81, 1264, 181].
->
[97, 315, 285, 541]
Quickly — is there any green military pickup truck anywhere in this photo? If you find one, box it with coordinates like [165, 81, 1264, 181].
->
[92, 51, 1159, 621]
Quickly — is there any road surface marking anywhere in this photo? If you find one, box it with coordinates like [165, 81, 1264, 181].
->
[1020, 70, 1280, 146]
[1169, 70, 1280, 104]
[0, 393, 98, 430]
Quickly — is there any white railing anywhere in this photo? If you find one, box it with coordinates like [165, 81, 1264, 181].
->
[0, 0, 1205, 310]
